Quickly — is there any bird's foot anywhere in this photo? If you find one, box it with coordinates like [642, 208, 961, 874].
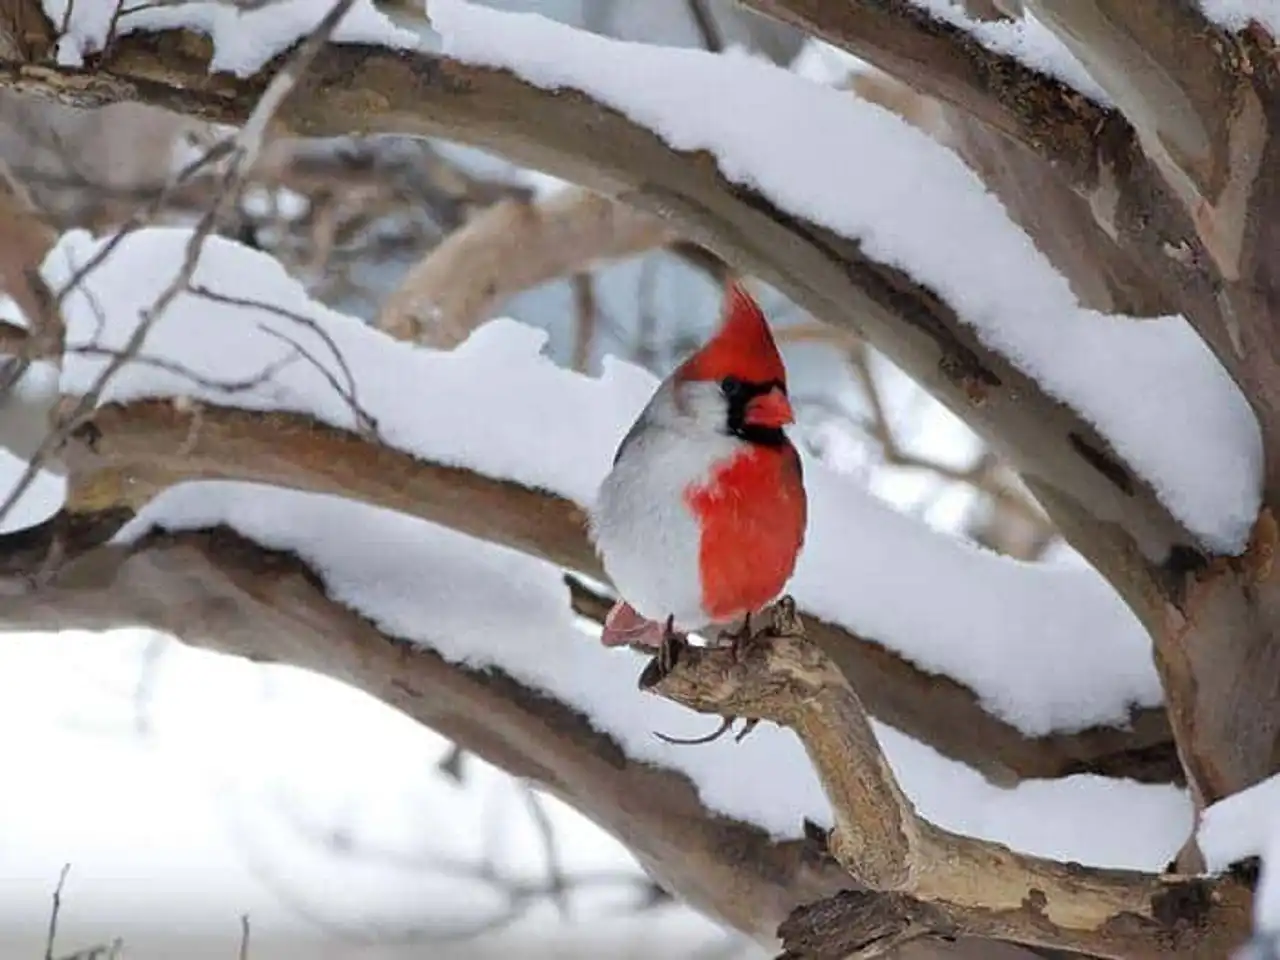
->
[715, 611, 761, 664]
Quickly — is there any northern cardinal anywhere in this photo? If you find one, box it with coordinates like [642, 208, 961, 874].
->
[589, 280, 808, 656]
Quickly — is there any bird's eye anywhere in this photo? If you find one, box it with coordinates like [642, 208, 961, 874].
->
[720, 377, 746, 399]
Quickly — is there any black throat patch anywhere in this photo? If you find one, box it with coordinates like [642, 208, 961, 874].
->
[722, 376, 788, 447]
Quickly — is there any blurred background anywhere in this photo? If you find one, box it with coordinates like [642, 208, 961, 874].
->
[0, 1, 1075, 956]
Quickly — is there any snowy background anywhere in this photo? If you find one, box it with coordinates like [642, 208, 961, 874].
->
[3, 0, 1280, 957]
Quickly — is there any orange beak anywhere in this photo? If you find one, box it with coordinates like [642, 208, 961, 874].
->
[744, 386, 794, 429]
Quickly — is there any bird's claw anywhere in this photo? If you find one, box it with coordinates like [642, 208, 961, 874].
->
[715, 610, 761, 663]
[656, 615, 686, 677]
[653, 715, 761, 746]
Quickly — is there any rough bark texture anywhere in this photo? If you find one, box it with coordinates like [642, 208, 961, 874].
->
[644, 604, 1253, 959]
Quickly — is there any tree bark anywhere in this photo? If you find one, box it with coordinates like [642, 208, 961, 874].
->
[644, 604, 1254, 959]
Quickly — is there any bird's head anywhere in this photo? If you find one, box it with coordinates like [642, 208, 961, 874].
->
[671, 280, 794, 446]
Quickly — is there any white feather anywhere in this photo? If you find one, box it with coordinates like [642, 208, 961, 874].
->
[589, 379, 744, 631]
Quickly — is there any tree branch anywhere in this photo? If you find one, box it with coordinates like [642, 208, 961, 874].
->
[642, 603, 1253, 959]
[739, 0, 1114, 187]
[0, 33, 1202, 552]
[48, 397, 1178, 784]
[377, 186, 676, 347]
[3, 524, 848, 946]
[7, 14, 1277, 807]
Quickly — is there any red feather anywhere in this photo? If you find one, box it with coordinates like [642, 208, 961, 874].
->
[676, 281, 788, 387]
[684, 443, 807, 621]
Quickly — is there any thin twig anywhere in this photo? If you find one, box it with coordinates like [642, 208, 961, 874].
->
[44, 864, 71, 960]
[0, 0, 358, 532]
[187, 284, 376, 435]
[519, 783, 570, 920]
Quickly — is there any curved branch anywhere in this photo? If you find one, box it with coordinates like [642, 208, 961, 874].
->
[0, 33, 1202, 550]
[740, 0, 1113, 186]
[54, 398, 1177, 784]
[643, 604, 1253, 959]
[6, 525, 848, 945]
[377, 187, 677, 347]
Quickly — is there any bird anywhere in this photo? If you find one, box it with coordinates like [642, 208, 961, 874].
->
[589, 279, 808, 662]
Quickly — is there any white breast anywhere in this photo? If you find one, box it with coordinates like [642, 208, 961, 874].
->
[589, 382, 741, 632]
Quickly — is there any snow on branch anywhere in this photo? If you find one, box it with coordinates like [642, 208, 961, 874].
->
[106, 477, 1190, 873]
[46, 227, 1165, 741]
[899, 0, 1107, 100]
[426, 0, 1262, 557]
[3, 494, 1189, 948]
[3, 3, 1253, 572]
[8, 0, 1265, 557]
[1201, 0, 1280, 37]
[1201, 774, 1280, 954]
[42, 0, 416, 74]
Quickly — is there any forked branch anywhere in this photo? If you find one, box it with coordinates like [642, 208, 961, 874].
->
[642, 601, 1253, 959]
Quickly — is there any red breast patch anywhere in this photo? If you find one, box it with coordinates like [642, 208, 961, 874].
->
[684, 445, 807, 622]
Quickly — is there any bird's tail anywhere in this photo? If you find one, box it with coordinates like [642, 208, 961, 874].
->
[600, 600, 666, 649]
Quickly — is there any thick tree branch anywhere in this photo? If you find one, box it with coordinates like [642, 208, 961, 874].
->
[739, 0, 1113, 187]
[747, 1, 1280, 521]
[0, 156, 59, 352]
[643, 603, 1253, 959]
[0, 33, 1202, 553]
[1024, 1, 1240, 209]
[377, 186, 676, 347]
[1, 525, 848, 946]
[47, 397, 1176, 784]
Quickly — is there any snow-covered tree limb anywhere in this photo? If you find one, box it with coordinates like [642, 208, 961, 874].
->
[40, 395, 1175, 784]
[1, 4, 1273, 811]
[5, 523, 849, 948]
[5, 3, 1280, 944]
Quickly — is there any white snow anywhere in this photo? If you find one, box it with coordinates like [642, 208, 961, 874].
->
[1200, 773, 1280, 872]
[904, 0, 1109, 102]
[788, 38, 867, 86]
[428, 0, 1263, 557]
[0, 627, 745, 959]
[1199, 0, 1280, 40]
[1200, 773, 1280, 934]
[114, 478, 1191, 867]
[43, 0, 418, 75]
[45, 227, 1163, 737]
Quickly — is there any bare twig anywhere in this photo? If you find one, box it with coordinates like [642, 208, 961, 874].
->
[0, 0, 359, 530]
[435, 742, 466, 782]
[569, 271, 596, 373]
[187, 284, 376, 436]
[519, 783, 571, 920]
[44, 863, 71, 960]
